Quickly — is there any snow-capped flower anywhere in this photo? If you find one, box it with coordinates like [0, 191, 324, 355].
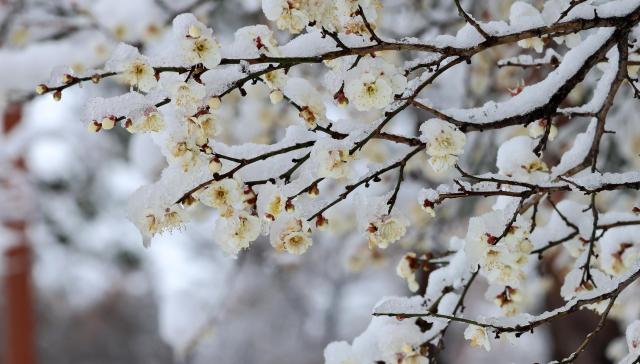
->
[527, 119, 557, 140]
[270, 215, 313, 255]
[464, 325, 491, 351]
[121, 58, 157, 92]
[367, 214, 408, 249]
[496, 136, 549, 182]
[344, 73, 393, 111]
[173, 14, 221, 69]
[166, 79, 206, 115]
[283, 77, 326, 128]
[187, 113, 220, 145]
[517, 37, 545, 53]
[107, 43, 157, 92]
[396, 252, 419, 292]
[262, 0, 309, 34]
[127, 111, 164, 133]
[198, 178, 244, 215]
[140, 207, 185, 247]
[315, 147, 352, 179]
[234, 25, 280, 56]
[257, 183, 287, 221]
[418, 188, 438, 217]
[419, 119, 466, 173]
[343, 58, 407, 111]
[465, 211, 532, 287]
[510, 2, 546, 53]
[262, 69, 287, 91]
[214, 211, 262, 256]
[493, 286, 523, 316]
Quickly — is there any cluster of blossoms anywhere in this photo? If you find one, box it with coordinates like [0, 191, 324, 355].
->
[35, 0, 640, 362]
[466, 211, 533, 288]
[262, 0, 381, 34]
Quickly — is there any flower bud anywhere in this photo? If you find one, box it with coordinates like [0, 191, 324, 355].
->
[208, 156, 222, 173]
[308, 183, 320, 198]
[315, 215, 328, 230]
[101, 116, 116, 130]
[285, 199, 295, 213]
[53, 90, 62, 101]
[35, 84, 48, 95]
[269, 90, 283, 104]
[62, 73, 76, 84]
[91, 74, 101, 84]
[87, 120, 102, 133]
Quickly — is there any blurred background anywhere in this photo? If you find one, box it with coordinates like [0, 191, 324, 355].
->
[1, 1, 637, 363]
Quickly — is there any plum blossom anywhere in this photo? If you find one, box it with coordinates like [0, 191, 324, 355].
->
[214, 211, 262, 256]
[270, 214, 313, 255]
[343, 58, 407, 111]
[198, 178, 244, 216]
[256, 183, 287, 221]
[510, 2, 546, 53]
[396, 252, 419, 292]
[419, 119, 466, 173]
[107, 43, 158, 92]
[173, 14, 222, 69]
[262, 0, 308, 34]
[464, 325, 491, 351]
[465, 211, 532, 287]
[367, 214, 408, 249]
[314, 146, 352, 179]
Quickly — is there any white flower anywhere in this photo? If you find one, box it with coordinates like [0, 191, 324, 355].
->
[493, 286, 524, 316]
[262, 0, 309, 34]
[270, 215, 313, 255]
[140, 207, 184, 247]
[344, 73, 393, 111]
[496, 136, 548, 182]
[234, 25, 280, 56]
[214, 211, 261, 256]
[106, 43, 157, 92]
[198, 178, 244, 215]
[257, 183, 287, 220]
[174, 14, 221, 69]
[367, 214, 408, 249]
[187, 113, 220, 145]
[167, 79, 206, 115]
[527, 119, 557, 140]
[419, 119, 466, 173]
[262, 69, 287, 91]
[418, 188, 438, 217]
[517, 37, 545, 53]
[343, 58, 407, 111]
[465, 211, 532, 287]
[284, 77, 326, 128]
[121, 58, 157, 92]
[464, 325, 491, 351]
[396, 253, 419, 292]
[315, 147, 352, 179]
[127, 110, 164, 133]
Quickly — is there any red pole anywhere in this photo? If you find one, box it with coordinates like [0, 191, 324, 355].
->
[4, 235, 35, 364]
[2, 103, 36, 364]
